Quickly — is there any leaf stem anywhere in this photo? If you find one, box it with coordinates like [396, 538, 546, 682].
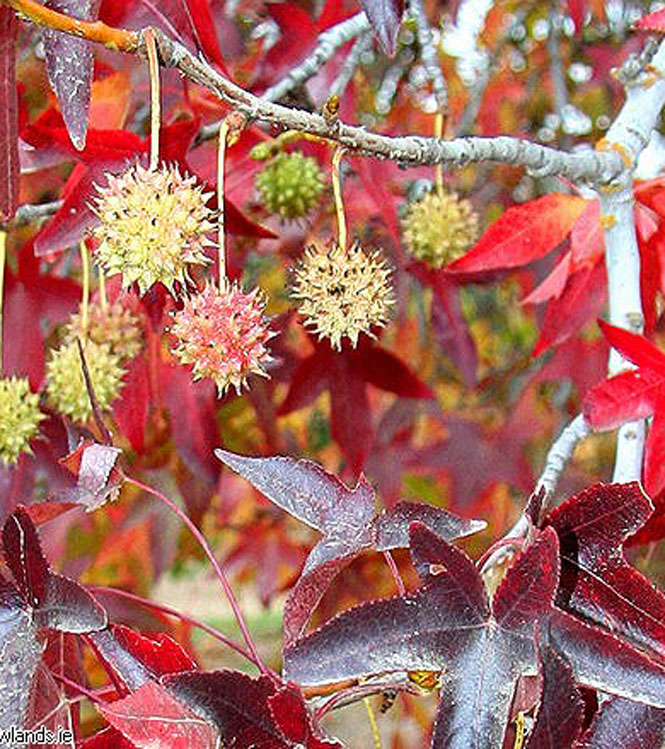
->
[80, 239, 90, 335]
[89, 584, 267, 669]
[98, 266, 107, 311]
[217, 119, 230, 288]
[332, 146, 347, 250]
[124, 475, 270, 677]
[144, 27, 160, 171]
[364, 695, 382, 748]
[434, 111, 444, 198]
[382, 551, 405, 596]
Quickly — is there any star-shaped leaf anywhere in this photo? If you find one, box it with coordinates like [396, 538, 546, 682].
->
[284, 525, 665, 748]
[215, 448, 485, 642]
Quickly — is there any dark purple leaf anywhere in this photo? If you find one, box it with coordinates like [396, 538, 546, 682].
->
[581, 697, 665, 749]
[214, 449, 376, 543]
[283, 554, 358, 647]
[360, 0, 404, 56]
[285, 526, 665, 747]
[165, 670, 292, 748]
[88, 628, 153, 691]
[42, 0, 96, 150]
[526, 642, 584, 749]
[374, 501, 486, 551]
[544, 482, 665, 659]
[0, 5, 18, 221]
[2, 507, 107, 632]
[217, 450, 484, 642]
[2, 507, 50, 606]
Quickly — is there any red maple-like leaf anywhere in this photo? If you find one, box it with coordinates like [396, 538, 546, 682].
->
[447, 195, 587, 275]
[164, 670, 342, 748]
[278, 336, 433, 473]
[544, 482, 665, 659]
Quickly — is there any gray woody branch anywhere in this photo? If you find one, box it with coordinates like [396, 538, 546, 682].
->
[262, 11, 370, 103]
[150, 28, 626, 185]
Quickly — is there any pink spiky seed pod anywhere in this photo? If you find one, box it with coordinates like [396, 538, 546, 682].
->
[171, 280, 274, 396]
[91, 163, 215, 295]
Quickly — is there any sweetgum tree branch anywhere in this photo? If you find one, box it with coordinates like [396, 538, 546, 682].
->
[3, 0, 625, 183]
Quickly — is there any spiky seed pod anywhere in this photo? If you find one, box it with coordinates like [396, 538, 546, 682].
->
[46, 340, 125, 423]
[255, 152, 324, 220]
[0, 377, 44, 465]
[92, 163, 215, 295]
[171, 280, 274, 396]
[291, 242, 395, 351]
[65, 301, 144, 360]
[402, 190, 479, 268]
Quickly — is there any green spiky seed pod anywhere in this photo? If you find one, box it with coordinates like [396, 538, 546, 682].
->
[0, 377, 44, 465]
[65, 301, 143, 360]
[291, 242, 395, 350]
[46, 340, 125, 423]
[92, 163, 215, 295]
[256, 152, 324, 220]
[402, 190, 479, 268]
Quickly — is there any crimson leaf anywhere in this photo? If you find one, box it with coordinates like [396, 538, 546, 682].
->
[99, 681, 219, 749]
[0, 5, 18, 220]
[284, 525, 665, 748]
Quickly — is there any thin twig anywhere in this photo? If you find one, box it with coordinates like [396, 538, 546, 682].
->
[4, 0, 629, 184]
[536, 413, 590, 500]
[217, 119, 229, 287]
[331, 31, 373, 98]
[3, 199, 62, 227]
[89, 584, 263, 667]
[125, 475, 270, 677]
[262, 12, 370, 103]
[4, 0, 138, 50]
